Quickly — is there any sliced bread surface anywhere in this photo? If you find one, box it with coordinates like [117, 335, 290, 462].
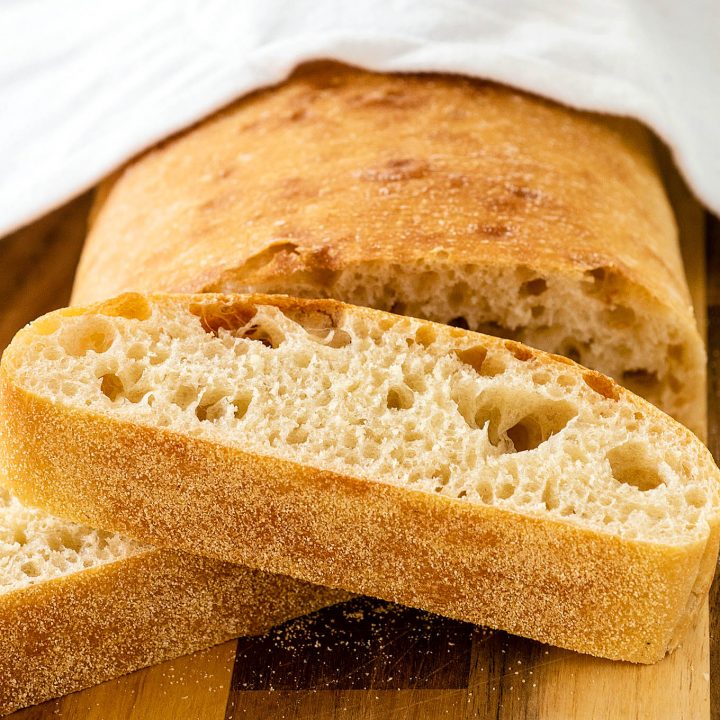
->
[1, 292, 718, 663]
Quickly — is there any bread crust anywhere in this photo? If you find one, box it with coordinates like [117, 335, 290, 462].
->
[0, 544, 344, 715]
[74, 62, 705, 432]
[4, 65, 709, 708]
[2, 293, 717, 664]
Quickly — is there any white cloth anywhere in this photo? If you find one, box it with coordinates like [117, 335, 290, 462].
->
[2, 0, 719, 237]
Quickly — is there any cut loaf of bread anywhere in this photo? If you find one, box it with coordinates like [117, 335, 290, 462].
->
[0, 485, 344, 715]
[1, 293, 717, 663]
[77, 62, 705, 434]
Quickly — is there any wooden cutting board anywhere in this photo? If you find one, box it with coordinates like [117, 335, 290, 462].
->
[2, 180, 717, 720]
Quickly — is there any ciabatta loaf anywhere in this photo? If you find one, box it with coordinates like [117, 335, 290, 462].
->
[76, 62, 705, 433]
[1, 293, 717, 663]
[0, 485, 342, 716]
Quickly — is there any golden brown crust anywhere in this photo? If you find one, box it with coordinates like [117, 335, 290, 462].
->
[2, 293, 716, 664]
[0, 545, 344, 715]
[74, 62, 705, 433]
[77, 62, 686, 310]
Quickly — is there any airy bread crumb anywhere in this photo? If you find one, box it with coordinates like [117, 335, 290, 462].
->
[9, 293, 717, 545]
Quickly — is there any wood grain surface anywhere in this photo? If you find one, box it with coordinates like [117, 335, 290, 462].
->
[1, 190, 717, 720]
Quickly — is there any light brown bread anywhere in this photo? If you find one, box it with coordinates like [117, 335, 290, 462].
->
[76, 62, 705, 434]
[0, 485, 344, 716]
[1, 293, 717, 663]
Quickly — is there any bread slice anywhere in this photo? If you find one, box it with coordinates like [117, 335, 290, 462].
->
[76, 62, 705, 434]
[1, 292, 717, 664]
[0, 486, 344, 715]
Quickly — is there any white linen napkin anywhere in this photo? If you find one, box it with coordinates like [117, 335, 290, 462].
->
[1, 0, 718, 236]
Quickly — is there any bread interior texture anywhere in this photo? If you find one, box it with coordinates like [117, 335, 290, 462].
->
[12, 294, 717, 547]
[214, 259, 703, 433]
[0, 485, 144, 594]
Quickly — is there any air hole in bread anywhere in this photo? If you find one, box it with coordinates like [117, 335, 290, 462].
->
[59, 529, 83, 553]
[415, 325, 436, 347]
[189, 301, 257, 336]
[497, 482, 515, 499]
[239, 322, 285, 348]
[455, 345, 488, 374]
[432, 466, 451, 491]
[403, 369, 428, 393]
[506, 416, 544, 452]
[566, 444, 588, 463]
[471, 390, 577, 452]
[123, 364, 144, 387]
[582, 265, 623, 298]
[602, 305, 636, 328]
[342, 430, 358, 450]
[685, 487, 707, 508]
[233, 392, 253, 420]
[194, 404, 209, 422]
[127, 343, 147, 360]
[449, 316, 469, 329]
[42, 347, 63, 361]
[149, 348, 169, 365]
[477, 482, 493, 503]
[583, 265, 611, 292]
[125, 387, 147, 404]
[586, 266, 608, 283]
[387, 384, 414, 410]
[531, 305, 545, 318]
[479, 354, 507, 378]
[542, 480, 559, 510]
[86, 330, 115, 354]
[61, 381, 78, 397]
[196, 399, 228, 423]
[172, 385, 198, 411]
[277, 307, 353, 351]
[520, 278, 547, 296]
[330, 329, 353, 348]
[473, 404, 503, 444]
[100, 373, 124, 402]
[21, 561, 41, 578]
[59, 318, 116, 357]
[608, 442, 664, 491]
[296, 324, 352, 349]
[13, 528, 27, 545]
[287, 426, 309, 444]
